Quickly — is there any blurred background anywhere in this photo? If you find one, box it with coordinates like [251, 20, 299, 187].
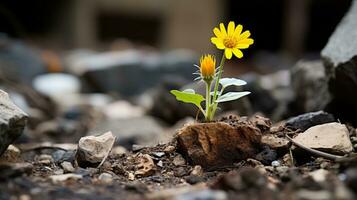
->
[0, 0, 353, 148]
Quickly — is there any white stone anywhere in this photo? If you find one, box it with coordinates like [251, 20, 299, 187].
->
[294, 122, 353, 154]
[49, 174, 82, 184]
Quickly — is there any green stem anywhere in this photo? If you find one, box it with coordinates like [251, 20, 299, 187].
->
[209, 52, 226, 120]
[205, 80, 212, 121]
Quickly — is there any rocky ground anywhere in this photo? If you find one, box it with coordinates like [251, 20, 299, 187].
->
[1, 1, 357, 200]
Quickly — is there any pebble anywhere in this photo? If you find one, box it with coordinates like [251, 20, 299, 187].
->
[173, 155, 186, 166]
[49, 173, 82, 184]
[157, 160, 164, 168]
[38, 154, 53, 165]
[163, 145, 175, 153]
[128, 172, 135, 181]
[190, 165, 203, 176]
[98, 172, 113, 184]
[61, 161, 75, 173]
[152, 152, 165, 158]
[110, 146, 127, 157]
[271, 160, 280, 167]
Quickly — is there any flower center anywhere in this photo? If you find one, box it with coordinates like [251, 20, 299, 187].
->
[223, 37, 237, 48]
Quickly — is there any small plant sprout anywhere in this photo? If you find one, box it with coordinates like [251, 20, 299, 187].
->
[170, 21, 254, 122]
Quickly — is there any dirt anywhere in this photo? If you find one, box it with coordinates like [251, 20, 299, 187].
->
[1, 115, 357, 200]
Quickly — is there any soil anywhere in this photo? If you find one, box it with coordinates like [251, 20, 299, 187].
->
[1, 115, 357, 200]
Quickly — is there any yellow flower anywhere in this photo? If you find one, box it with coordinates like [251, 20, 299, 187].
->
[200, 54, 216, 80]
[211, 21, 254, 59]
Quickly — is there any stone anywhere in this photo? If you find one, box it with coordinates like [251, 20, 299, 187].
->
[190, 165, 203, 176]
[290, 60, 331, 112]
[66, 49, 195, 97]
[134, 154, 156, 177]
[309, 169, 329, 183]
[49, 173, 82, 184]
[173, 155, 186, 166]
[0, 145, 21, 162]
[0, 36, 46, 84]
[255, 146, 278, 165]
[98, 172, 113, 184]
[293, 122, 353, 154]
[76, 131, 116, 167]
[37, 154, 53, 165]
[285, 111, 335, 132]
[176, 122, 262, 168]
[90, 116, 164, 149]
[261, 134, 290, 150]
[103, 100, 144, 120]
[110, 146, 127, 157]
[321, 0, 357, 125]
[61, 161, 75, 173]
[0, 90, 28, 156]
[249, 115, 272, 133]
[152, 152, 165, 158]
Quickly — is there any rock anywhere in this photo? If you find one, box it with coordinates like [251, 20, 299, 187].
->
[285, 111, 335, 131]
[173, 155, 186, 166]
[61, 161, 75, 173]
[151, 152, 165, 158]
[0, 145, 21, 162]
[321, 0, 357, 125]
[134, 154, 156, 177]
[271, 161, 280, 167]
[255, 146, 278, 165]
[66, 49, 195, 97]
[176, 121, 262, 168]
[90, 116, 165, 149]
[32, 73, 81, 99]
[0, 90, 28, 156]
[290, 60, 331, 113]
[37, 154, 53, 165]
[163, 145, 176, 153]
[190, 165, 203, 176]
[249, 115, 272, 133]
[309, 169, 329, 183]
[49, 173, 82, 184]
[293, 122, 353, 154]
[0, 36, 46, 84]
[261, 134, 290, 151]
[98, 172, 113, 184]
[76, 131, 116, 167]
[110, 146, 127, 157]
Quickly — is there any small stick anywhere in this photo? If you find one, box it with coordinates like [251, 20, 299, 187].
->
[285, 135, 343, 161]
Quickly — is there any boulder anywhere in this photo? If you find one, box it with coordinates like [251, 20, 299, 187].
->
[285, 111, 335, 131]
[293, 122, 353, 154]
[76, 131, 115, 167]
[0, 90, 28, 156]
[321, 0, 357, 124]
[176, 121, 262, 168]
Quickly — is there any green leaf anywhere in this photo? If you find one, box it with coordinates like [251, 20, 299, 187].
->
[170, 90, 205, 108]
[219, 78, 247, 88]
[215, 92, 250, 103]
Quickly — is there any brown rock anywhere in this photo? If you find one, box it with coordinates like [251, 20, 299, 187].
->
[176, 122, 262, 168]
[250, 115, 272, 133]
[261, 134, 290, 150]
[134, 154, 156, 177]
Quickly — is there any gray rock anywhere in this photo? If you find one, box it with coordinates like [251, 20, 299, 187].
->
[290, 60, 331, 112]
[61, 161, 75, 173]
[321, 0, 357, 124]
[76, 131, 115, 167]
[66, 49, 195, 97]
[0, 90, 28, 156]
[285, 111, 335, 131]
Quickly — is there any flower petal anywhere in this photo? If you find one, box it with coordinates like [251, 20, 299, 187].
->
[233, 48, 243, 58]
[228, 21, 235, 35]
[225, 49, 233, 59]
[211, 37, 225, 49]
[234, 24, 243, 36]
[219, 23, 227, 37]
[239, 38, 254, 45]
[213, 27, 222, 38]
[236, 43, 249, 49]
[239, 31, 251, 40]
